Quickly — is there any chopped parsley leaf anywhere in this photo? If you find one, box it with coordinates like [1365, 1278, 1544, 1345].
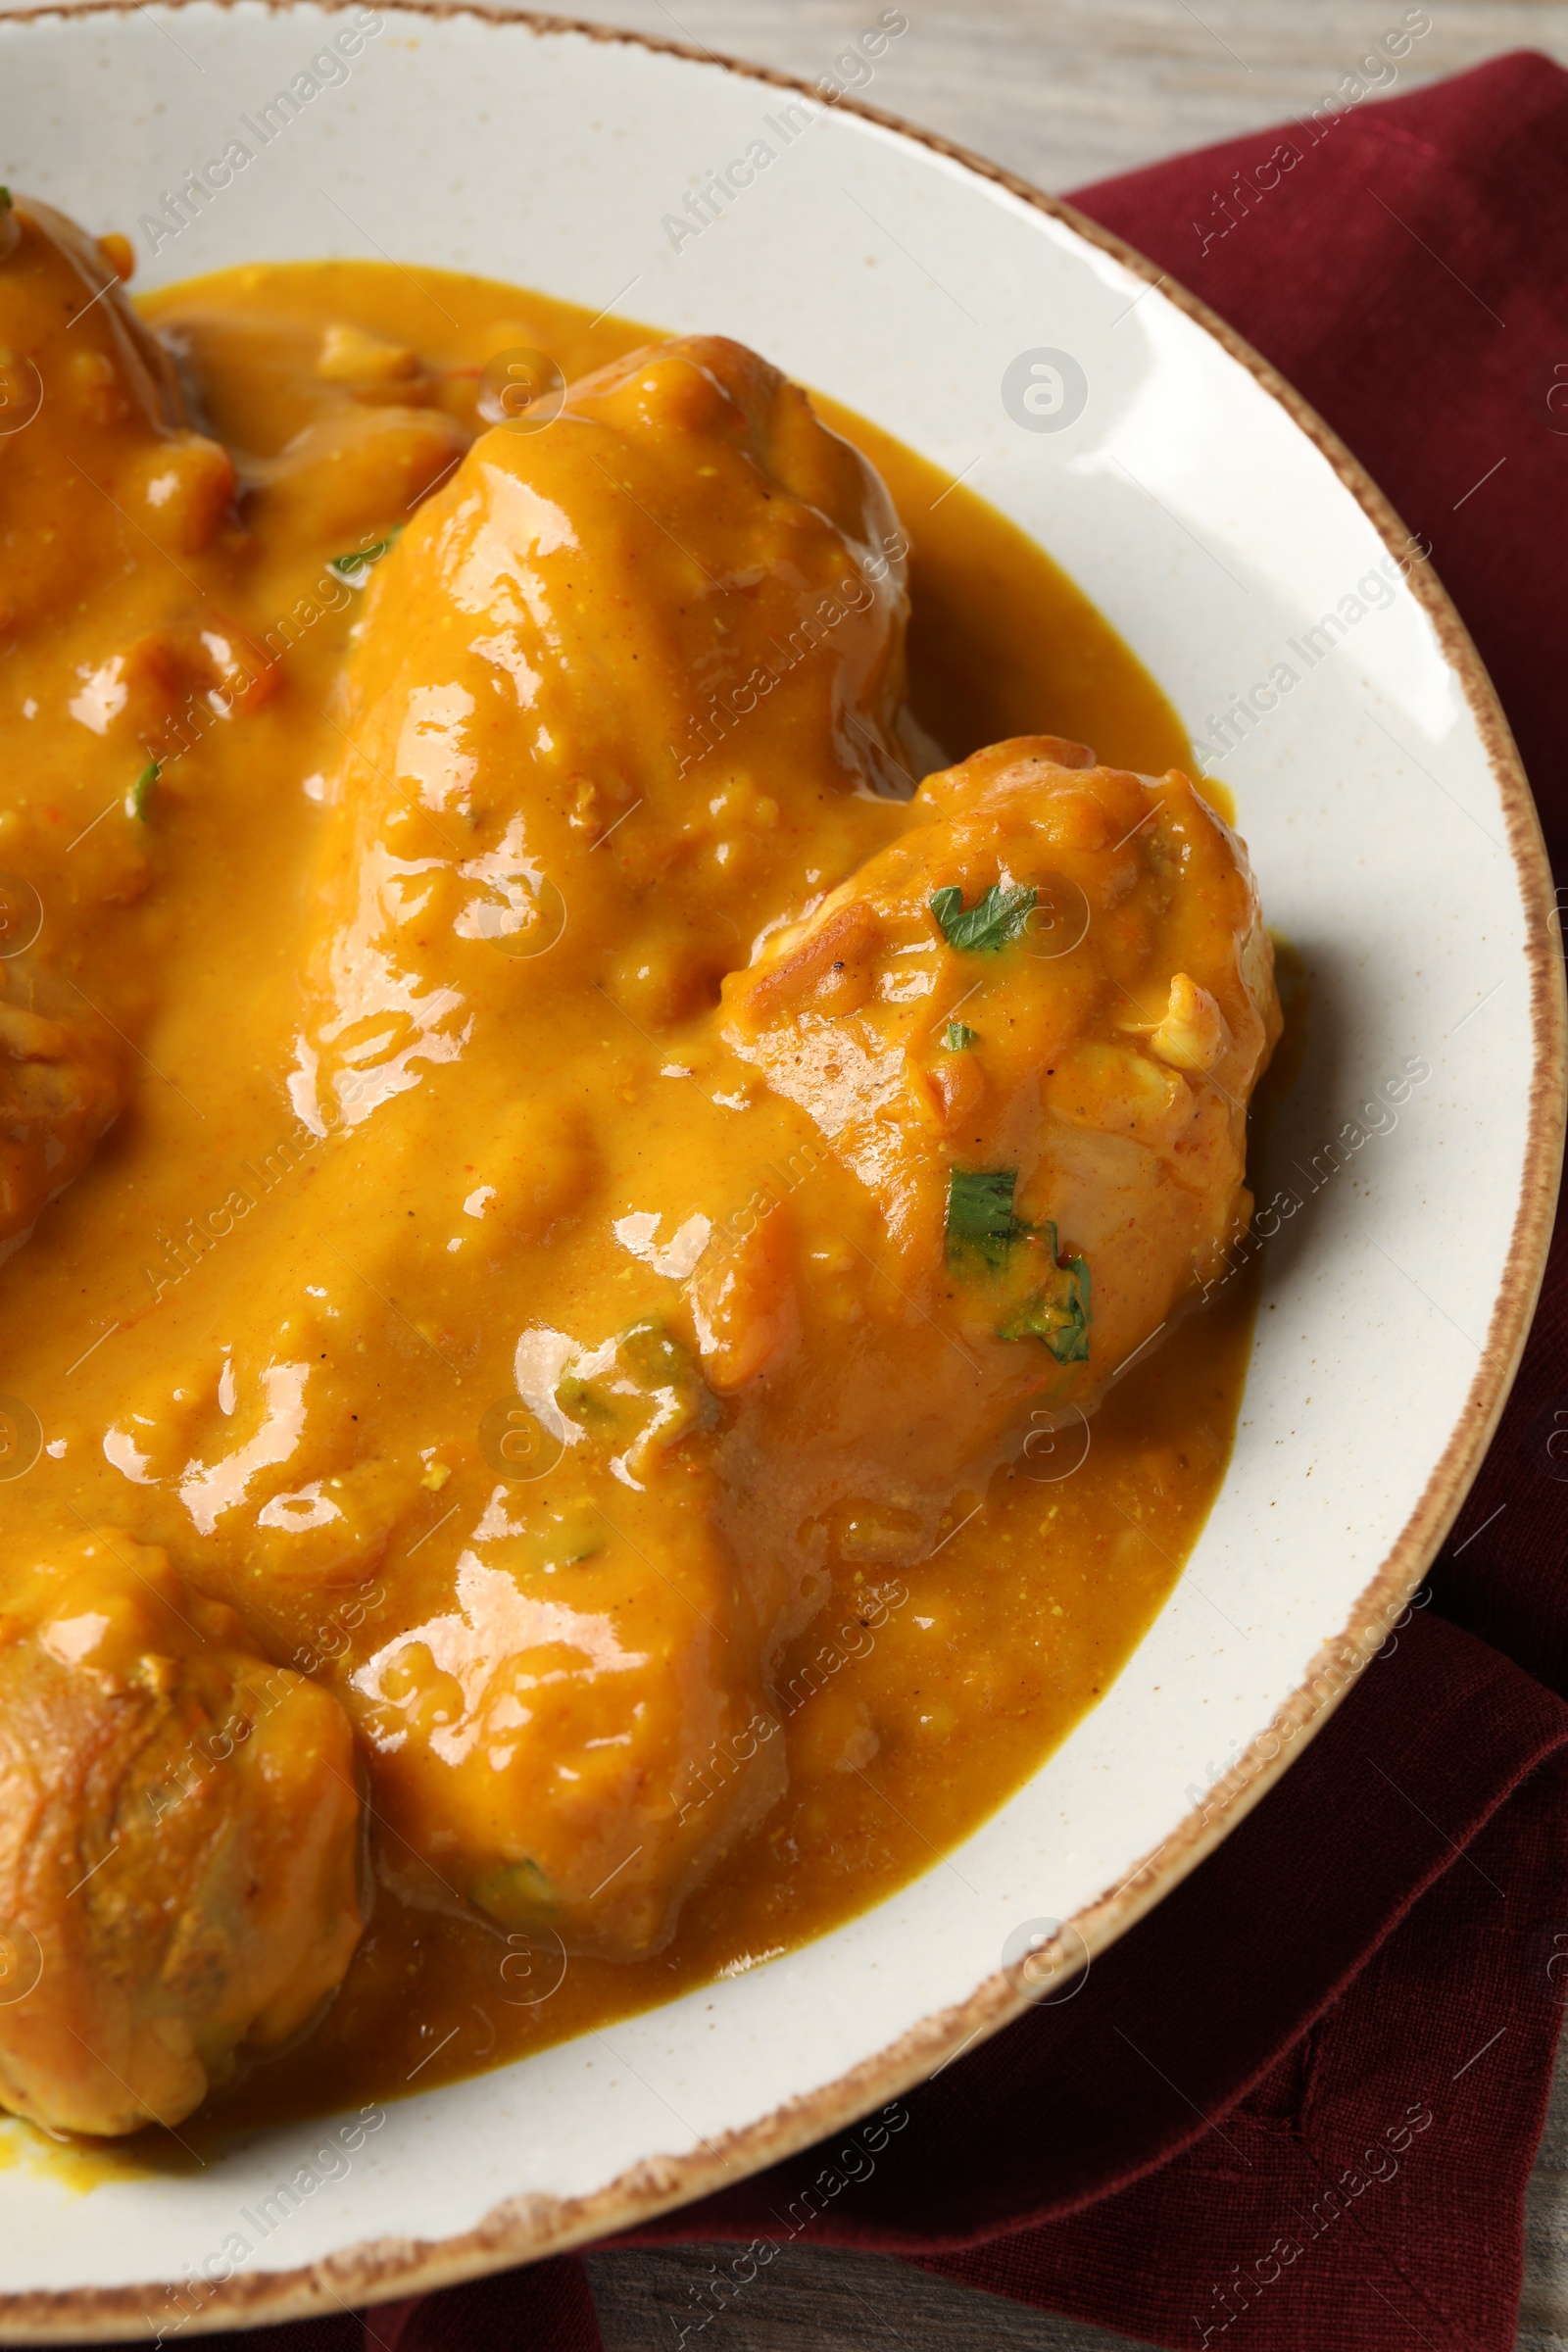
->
[947, 1175, 1093, 1361]
[943, 1021, 978, 1052]
[470, 1855, 554, 1926]
[997, 1223, 1093, 1364]
[946, 1167, 1024, 1271]
[126, 757, 160, 823]
[929, 881, 1037, 954]
[329, 527, 404, 583]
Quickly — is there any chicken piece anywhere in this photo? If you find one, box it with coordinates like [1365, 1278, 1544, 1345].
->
[704, 734, 1281, 1526]
[104, 1299, 791, 1967]
[242, 402, 468, 553]
[353, 1393, 786, 1961]
[0, 198, 222, 1237]
[0, 196, 232, 638]
[296, 327, 918, 1118]
[0, 958, 127, 1243]
[0, 1532, 362, 2136]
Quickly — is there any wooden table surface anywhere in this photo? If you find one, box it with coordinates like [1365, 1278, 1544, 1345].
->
[506, 0, 1568, 195]
[530, 2, 1568, 2344]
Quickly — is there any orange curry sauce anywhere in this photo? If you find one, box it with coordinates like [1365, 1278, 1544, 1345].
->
[0, 221, 1266, 2146]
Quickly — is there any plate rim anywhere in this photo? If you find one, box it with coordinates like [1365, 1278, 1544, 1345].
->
[0, 1, 1562, 2333]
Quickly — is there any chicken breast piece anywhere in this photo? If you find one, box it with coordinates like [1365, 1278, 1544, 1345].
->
[0, 196, 222, 630]
[0, 960, 126, 1246]
[0, 201, 204, 1237]
[296, 327, 917, 1122]
[704, 734, 1281, 1524]
[0, 1533, 362, 2136]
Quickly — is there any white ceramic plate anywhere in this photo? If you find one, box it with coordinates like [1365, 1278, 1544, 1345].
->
[0, 6, 1561, 2334]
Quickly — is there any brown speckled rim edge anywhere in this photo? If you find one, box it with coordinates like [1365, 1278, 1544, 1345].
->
[0, 2, 1562, 2335]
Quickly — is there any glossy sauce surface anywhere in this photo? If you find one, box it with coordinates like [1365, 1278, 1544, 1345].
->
[0, 239, 1265, 2145]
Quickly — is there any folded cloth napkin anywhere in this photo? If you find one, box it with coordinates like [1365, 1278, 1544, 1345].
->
[51, 47, 1568, 2352]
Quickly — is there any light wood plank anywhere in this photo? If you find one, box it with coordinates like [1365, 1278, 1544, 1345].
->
[507, 0, 1568, 191]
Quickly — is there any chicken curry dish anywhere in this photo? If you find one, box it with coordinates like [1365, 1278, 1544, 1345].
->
[0, 195, 1279, 2142]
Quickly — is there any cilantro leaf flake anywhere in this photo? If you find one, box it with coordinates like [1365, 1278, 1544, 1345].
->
[929, 881, 1037, 954]
[946, 1175, 1093, 1361]
[126, 757, 160, 823]
[329, 527, 404, 584]
[946, 1166, 1023, 1271]
[997, 1222, 1093, 1364]
[943, 1021, 978, 1052]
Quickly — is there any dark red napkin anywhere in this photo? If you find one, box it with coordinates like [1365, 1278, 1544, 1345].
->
[51, 48, 1568, 2352]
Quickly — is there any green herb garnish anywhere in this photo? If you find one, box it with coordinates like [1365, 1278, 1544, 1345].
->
[946, 1166, 1025, 1271]
[329, 527, 403, 582]
[997, 1222, 1092, 1364]
[930, 881, 1037, 955]
[558, 1317, 718, 1473]
[471, 1856, 554, 1926]
[126, 757, 160, 823]
[0, 191, 12, 214]
[942, 1021, 978, 1052]
[555, 1374, 617, 1426]
[946, 1172, 1092, 1362]
[618, 1317, 704, 1396]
